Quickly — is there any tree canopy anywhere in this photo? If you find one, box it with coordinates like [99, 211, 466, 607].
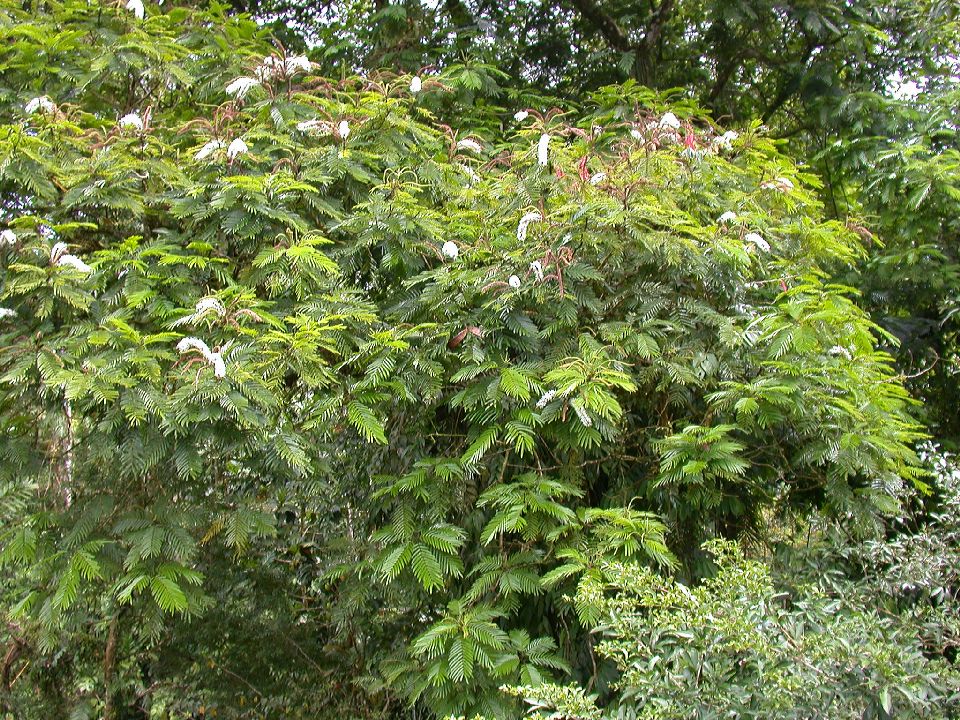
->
[0, 1, 957, 719]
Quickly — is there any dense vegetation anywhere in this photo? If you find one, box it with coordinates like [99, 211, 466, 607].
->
[0, 1, 957, 718]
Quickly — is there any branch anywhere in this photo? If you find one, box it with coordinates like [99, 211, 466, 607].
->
[642, 0, 674, 54]
[568, 0, 634, 52]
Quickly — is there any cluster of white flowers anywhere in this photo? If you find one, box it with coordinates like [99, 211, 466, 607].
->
[194, 139, 223, 161]
[51, 242, 92, 273]
[226, 77, 260, 99]
[176, 337, 226, 379]
[744, 232, 770, 253]
[410, 75, 422, 93]
[25, 96, 56, 115]
[126, 0, 144, 20]
[536, 389, 556, 409]
[0, 308, 16, 319]
[571, 399, 593, 427]
[255, 56, 282, 81]
[255, 55, 312, 82]
[659, 112, 681, 130]
[537, 133, 550, 166]
[1, 229, 16, 245]
[516, 211, 542, 242]
[284, 55, 312, 75]
[441, 241, 459, 260]
[514, 110, 529, 122]
[119, 112, 143, 132]
[761, 176, 794, 192]
[530, 260, 544, 281]
[337, 120, 350, 139]
[227, 138, 248, 160]
[718, 211, 738, 225]
[456, 138, 483, 154]
[589, 172, 606, 186]
[712, 130, 739, 151]
[508, 275, 521, 289]
[172, 297, 226, 327]
[629, 127, 643, 141]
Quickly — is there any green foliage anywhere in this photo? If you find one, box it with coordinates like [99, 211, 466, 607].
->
[504, 541, 959, 719]
[0, 0, 944, 718]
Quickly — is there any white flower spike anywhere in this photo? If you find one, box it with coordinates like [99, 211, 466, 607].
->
[177, 337, 210, 355]
[50, 241, 68, 260]
[530, 260, 544, 281]
[459, 163, 480, 186]
[196, 298, 226, 317]
[51, 240, 89, 272]
[410, 75, 422, 93]
[211, 353, 226, 379]
[718, 211, 737, 225]
[125, 0, 144, 20]
[589, 172, 606, 186]
[571, 399, 593, 427]
[176, 337, 227, 380]
[514, 110, 529, 122]
[745, 232, 770, 253]
[0, 308, 16, 319]
[1, 229, 16, 245]
[296, 119, 333, 135]
[508, 275, 521, 289]
[119, 113, 143, 132]
[227, 138, 248, 160]
[226, 77, 260, 99]
[536, 389, 556, 409]
[441, 241, 459, 260]
[517, 211, 542, 242]
[456, 138, 483, 154]
[57, 254, 92, 273]
[337, 120, 350, 139]
[195, 139, 223, 161]
[537, 133, 550, 166]
[25, 96, 55, 115]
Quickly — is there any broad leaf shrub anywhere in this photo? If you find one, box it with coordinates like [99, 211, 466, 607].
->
[0, 0, 929, 717]
[778, 440, 960, 676]
[495, 541, 960, 720]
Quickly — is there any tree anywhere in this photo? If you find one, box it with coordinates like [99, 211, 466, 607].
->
[0, 0, 933, 717]
[245, 0, 960, 439]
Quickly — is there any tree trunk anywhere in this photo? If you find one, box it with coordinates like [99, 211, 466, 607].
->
[103, 614, 119, 720]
